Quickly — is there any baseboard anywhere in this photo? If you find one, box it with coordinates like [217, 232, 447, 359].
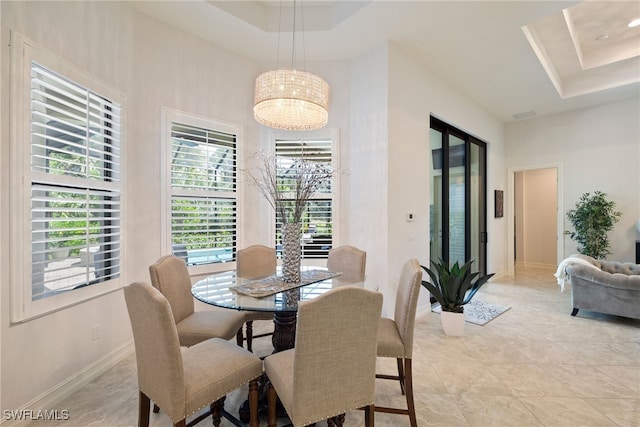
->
[1, 341, 134, 426]
[416, 304, 432, 319]
[488, 270, 504, 281]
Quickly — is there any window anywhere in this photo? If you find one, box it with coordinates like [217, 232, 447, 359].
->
[10, 33, 124, 321]
[163, 110, 238, 267]
[275, 137, 336, 259]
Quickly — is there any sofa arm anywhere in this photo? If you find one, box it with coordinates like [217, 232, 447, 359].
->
[566, 264, 640, 291]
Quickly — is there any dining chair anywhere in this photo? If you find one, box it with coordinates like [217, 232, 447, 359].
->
[236, 244, 277, 353]
[264, 286, 383, 427]
[149, 255, 245, 347]
[123, 281, 262, 427]
[375, 258, 422, 427]
[327, 245, 366, 280]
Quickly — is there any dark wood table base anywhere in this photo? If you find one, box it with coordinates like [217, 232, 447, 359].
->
[272, 311, 297, 352]
[239, 311, 297, 423]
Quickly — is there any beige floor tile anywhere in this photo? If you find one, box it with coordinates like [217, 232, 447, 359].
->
[585, 398, 640, 427]
[519, 396, 622, 426]
[456, 395, 543, 426]
[538, 363, 638, 399]
[414, 393, 469, 426]
[595, 364, 640, 395]
[487, 363, 573, 397]
[431, 360, 513, 396]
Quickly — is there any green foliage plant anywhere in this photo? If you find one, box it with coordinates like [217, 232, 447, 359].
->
[420, 258, 494, 313]
[565, 191, 622, 259]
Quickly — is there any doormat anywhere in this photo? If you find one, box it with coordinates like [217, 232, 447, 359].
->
[431, 299, 511, 325]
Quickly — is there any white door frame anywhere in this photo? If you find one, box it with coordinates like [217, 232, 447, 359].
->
[506, 163, 564, 275]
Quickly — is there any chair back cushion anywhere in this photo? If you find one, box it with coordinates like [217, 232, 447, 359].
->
[237, 245, 277, 278]
[123, 282, 185, 418]
[393, 258, 423, 358]
[327, 245, 366, 280]
[149, 255, 194, 323]
[290, 286, 382, 425]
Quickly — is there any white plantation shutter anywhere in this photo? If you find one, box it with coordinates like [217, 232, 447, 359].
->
[29, 62, 122, 299]
[275, 139, 333, 259]
[170, 121, 237, 265]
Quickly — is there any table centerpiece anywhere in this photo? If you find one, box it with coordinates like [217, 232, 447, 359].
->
[247, 152, 334, 283]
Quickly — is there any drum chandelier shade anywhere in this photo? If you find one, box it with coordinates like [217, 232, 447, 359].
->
[253, 0, 330, 131]
[254, 69, 329, 131]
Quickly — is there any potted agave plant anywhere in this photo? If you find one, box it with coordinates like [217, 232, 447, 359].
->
[421, 258, 494, 336]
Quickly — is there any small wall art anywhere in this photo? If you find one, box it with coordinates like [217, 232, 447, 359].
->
[495, 190, 504, 218]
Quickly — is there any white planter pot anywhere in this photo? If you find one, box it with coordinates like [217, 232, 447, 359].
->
[50, 248, 69, 260]
[441, 310, 465, 336]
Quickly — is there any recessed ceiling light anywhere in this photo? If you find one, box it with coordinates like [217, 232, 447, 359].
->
[629, 18, 640, 28]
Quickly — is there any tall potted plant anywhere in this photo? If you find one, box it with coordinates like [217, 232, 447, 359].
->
[565, 191, 622, 259]
[421, 258, 494, 335]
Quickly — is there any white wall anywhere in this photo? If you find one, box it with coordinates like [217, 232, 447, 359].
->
[387, 43, 507, 278]
[506, 98, 640, 262]
[347, 44, 391, 312]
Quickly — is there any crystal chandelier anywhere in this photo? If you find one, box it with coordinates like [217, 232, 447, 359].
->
[253, 1, 330, 131]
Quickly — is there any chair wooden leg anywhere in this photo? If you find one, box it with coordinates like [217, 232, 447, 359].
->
[236, 327, 244, 347]
[267, 382, 278, 427]
[396, 358, 406, 395]
[152, 403, 160, 413]
[404, 359, 417, 427]
[174, 420, 186, 427]
[211, 396, 226, 427]
[328, 413, 345, 426]
[246, 320, 254, 352]
[248, 378, 259, 427]
[374, 358, 416, 427]
[138, 391, 150, 427]
[364, 404, 374, 427]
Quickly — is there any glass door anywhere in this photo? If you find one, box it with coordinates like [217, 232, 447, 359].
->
[429, 117, 487, 274]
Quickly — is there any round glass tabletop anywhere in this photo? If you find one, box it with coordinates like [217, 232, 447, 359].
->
[191, 266, 374, 312]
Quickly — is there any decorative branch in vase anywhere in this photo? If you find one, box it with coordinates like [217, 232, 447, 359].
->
[247, 151, 335, 283]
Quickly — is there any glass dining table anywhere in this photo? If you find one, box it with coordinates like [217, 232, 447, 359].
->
[191, 266, 376, 352]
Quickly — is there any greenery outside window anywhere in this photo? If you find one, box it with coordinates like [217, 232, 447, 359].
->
[275, 138, 336, 259]
[10, 33, 124, 321]
[163, 110, 238, 268]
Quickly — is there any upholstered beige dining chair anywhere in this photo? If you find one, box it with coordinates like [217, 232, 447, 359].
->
[236, 245, 277, 353]
[327, 245, 366, 281]
[375, 258, 422, 427]
[124, 281, 262, 427]
[265, 286, 383, 427]
[149, 255, 245, 347]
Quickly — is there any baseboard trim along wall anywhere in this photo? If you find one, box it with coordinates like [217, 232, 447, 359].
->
[1, 341, 134, 427]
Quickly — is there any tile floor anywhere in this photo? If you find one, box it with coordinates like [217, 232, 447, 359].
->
[25, 266, 640, 426]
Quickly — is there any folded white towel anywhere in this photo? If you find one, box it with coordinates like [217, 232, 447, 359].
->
[554, 255, 599, 292]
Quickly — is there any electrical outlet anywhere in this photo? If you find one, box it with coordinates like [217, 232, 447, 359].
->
[91, 324, 101, 341]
